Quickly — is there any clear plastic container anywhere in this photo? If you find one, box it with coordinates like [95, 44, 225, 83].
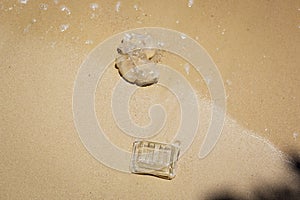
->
[130, 140, 180, 179]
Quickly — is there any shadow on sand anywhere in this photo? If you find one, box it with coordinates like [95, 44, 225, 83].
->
[206, 153, 300, 200]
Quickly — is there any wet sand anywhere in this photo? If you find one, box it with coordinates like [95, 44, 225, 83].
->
[1, 0, 299, 199]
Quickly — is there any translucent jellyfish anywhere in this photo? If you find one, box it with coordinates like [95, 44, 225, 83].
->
[115, 33, 161, 87]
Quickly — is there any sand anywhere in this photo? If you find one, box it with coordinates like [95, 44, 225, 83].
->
[0, 0, 299, 199]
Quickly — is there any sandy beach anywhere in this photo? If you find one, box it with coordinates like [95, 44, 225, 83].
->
[1, 0, 299, 199]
